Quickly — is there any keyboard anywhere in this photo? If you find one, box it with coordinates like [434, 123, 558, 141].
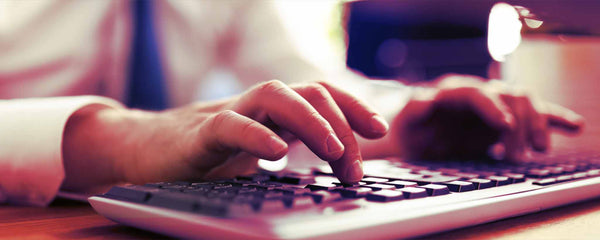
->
[89, 152, 600, 239]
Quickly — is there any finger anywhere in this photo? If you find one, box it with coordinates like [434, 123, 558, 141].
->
[201, 110, 288, 161]
[435, 87, 514, 130]
[501, 95, 528, 161]
[317, 81, 389, 139]
[234, 80, 345, 161]
[546, 103, 585, 132]
[293, 83, 363, 183]
[524, 99, 549, 152]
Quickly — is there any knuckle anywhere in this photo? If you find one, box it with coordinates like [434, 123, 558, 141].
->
[210, 110, 237, 130]
[437, 74, 482, 88]
[256, 80, 287, 94]
[346, 96, 365, 110]
[305, 111, 328, 129]
[314, 80, 331, 88]
[302, 83, 329, 101]
[337, 130, 356, 143]
[457, 86, 482, 96]
[443, 86, 484, 102]
[240, 120, 262, 139]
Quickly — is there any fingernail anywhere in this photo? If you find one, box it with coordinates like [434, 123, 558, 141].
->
[345, 160, 363, 183]
[267, 136, 287, 155]
[371, 115, 389, 134]
[567, 112, 584, 123]
[326, 133, 344, 158]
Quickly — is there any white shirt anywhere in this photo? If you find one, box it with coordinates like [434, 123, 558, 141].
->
[0, 0, 407, 206]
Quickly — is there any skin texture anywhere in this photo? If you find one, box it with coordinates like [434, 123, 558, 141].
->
[61, 80, 387, 192]
[391, 75, 584, 161]
[61, 76, 584, 193]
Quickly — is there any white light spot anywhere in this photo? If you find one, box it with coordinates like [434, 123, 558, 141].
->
[258, 155, 288, 172]
[488, 2, 523, 62]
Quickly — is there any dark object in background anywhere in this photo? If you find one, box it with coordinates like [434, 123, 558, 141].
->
[344, 0, 600, 83]
[345, 0, 495, 82]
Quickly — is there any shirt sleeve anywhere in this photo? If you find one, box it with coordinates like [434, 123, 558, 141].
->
[0, 96, 123, 206]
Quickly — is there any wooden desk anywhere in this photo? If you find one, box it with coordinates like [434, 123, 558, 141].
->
[0, 200, 172, 239]
[0, 197, 599, 239]
[2, 37, 600, 239]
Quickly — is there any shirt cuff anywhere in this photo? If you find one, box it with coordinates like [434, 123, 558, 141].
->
[0, 96, 123, 206]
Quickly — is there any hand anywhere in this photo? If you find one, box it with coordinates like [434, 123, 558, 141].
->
[390, 74, 584, 161]
[61, 80, 389, 192]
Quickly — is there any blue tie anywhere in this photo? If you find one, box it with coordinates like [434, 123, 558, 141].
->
[127, 0, 168, 110]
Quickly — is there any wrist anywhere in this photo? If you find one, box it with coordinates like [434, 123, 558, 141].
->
[62, 105, 138, 192]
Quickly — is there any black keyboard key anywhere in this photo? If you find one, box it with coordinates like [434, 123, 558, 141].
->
[502, 173, 525, 183]
[339, 187, 373, 198]
[279, 175, 316, 185]
[453, 172, 480, 180]
[468, 179, 495, 189]
[419, 184, 450, 196]
[105, 185, 160, 202]
[143, 183, 163, 188]
[281, 195, 315, 208]
[363, 183, 396, 191]
[278, 187, 311, 195]
[161, 185, 188, 191]
[544, 166, 565, 175]
[190, 182, 216, 189]
[361, 177, 389, 184]
[202, 198, 254, 216]
[366, 190, 404, 202]
[399, 187, 428, 199]
[262, 191, 284, 199]
[395, 173, 459, 185]
[332, 181, 368, 188]
[558, 164, 577, 173]
[588, 169, 600, 177]
[251, 183, 283, 191]
[556, 175, 573, 182]
[306, 183, 339, 191]
[257, 199, 287, 212]
[487, 176, 511, 186]
[469, 170, 497, 178]
[237, 187, 259, 194]
[307, 191, 342, 204]
[212, 183, 234, 190]
[412, 175, 461, 185]
[533, 178, 557, 186]
[527, 169, 551, 178]
[444, 181, 476, 192]
[572, 172, 588, 179]
[383, 180, 418, 188]
[149, 181, 190, 188]
[236, 174, 271, 182]
[147, 192, 198, 212]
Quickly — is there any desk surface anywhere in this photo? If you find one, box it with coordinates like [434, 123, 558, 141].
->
[2, 196, 600, 240]
[2, 37, 600, 239]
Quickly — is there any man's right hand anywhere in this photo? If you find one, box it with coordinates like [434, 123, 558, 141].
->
[61, 80, 389, 193]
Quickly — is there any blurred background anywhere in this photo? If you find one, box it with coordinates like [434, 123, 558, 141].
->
[278, 0, 600, 163]
[276, 0, 600, 83]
